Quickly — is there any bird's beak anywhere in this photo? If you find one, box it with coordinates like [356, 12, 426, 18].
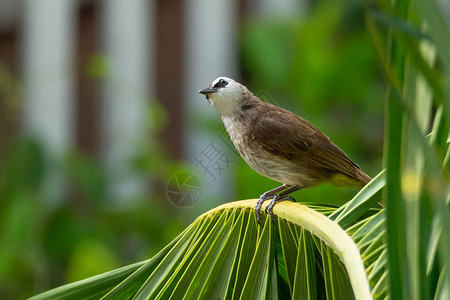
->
[198, 87, 218, 95]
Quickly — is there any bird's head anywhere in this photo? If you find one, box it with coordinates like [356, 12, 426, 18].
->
[199, 77, 250, 116]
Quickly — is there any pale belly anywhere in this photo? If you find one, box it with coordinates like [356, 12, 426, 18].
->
[240, 143, 317, 187]
[223, 116, 319, 187]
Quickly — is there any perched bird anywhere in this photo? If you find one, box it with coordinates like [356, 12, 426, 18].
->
[199, 77, 372, 224]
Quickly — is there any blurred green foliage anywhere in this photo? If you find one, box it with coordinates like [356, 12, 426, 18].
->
[0, 138, 189, 299]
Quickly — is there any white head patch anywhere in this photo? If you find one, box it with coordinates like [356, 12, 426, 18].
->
[205, 77, 246, 116]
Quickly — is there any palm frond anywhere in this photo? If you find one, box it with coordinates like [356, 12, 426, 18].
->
[31, 177, 388, 300]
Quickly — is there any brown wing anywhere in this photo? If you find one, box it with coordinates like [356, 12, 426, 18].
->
[250, 105, 362, 180]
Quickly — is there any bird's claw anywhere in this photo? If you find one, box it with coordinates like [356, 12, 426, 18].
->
[255, 184, 297, 226]
[256, 192, 272, 226]
[265, 201, 276, 222]
[264, 195, 296, 223]
[255, 199, 263, 226]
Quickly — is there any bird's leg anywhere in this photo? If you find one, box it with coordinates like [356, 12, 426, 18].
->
[256, 184, 288, 225]
[265, 185, 302, 221]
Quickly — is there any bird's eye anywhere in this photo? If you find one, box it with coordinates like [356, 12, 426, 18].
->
[214, 79, 228, 88]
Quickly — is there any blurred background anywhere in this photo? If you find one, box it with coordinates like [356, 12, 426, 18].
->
[0, 0, 384, 298]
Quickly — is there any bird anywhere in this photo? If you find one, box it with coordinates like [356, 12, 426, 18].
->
[199, 77, 372, 224]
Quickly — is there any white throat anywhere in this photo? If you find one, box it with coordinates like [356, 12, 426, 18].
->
[209, 92, 241, 116]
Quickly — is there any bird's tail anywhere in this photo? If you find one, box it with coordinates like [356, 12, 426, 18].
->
[356, 169, 372, 186]
[329, 171, 371, 189]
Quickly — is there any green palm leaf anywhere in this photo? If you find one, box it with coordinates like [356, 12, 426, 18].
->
[30, 176, 386, 300]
